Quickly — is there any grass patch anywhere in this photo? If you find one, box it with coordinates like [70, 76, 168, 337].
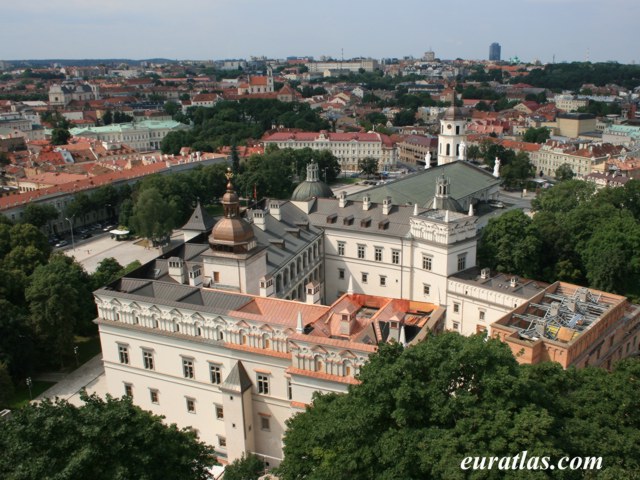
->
[6, 380, 56, 409]
[331, 177, 360, 185]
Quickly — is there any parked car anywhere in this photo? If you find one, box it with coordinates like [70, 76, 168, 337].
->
[54, 240, 68, 248]
[489, 200, 505, 208]
[79, 232, 92, 239]
[103, 224, 115, 232]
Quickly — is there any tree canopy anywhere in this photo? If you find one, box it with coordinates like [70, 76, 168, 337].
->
[278, 333, 640, 480]
[0, 394, 216, 480]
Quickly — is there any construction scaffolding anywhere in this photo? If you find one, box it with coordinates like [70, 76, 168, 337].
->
[513, 287, 610, 342]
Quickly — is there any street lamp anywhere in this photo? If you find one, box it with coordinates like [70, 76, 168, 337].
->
[65, 216, 75, 251]
[74, 346, 79, 367]
[26, 377, 32, 400]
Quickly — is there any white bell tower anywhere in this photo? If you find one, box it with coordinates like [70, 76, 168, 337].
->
[437, 104, 466, 165]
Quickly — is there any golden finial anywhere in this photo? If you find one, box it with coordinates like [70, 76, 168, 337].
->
[225, 167, 234, 181]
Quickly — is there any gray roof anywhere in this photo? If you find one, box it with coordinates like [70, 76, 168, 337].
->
[254, 201, 323, 277]
[450, 268, 547, 300]
[100, 278, 253, 315]
[308, 198, 420, 238]
[182, 202, 216, 232]
[346, 161, 500, 208]
[221, 361, 253, 393]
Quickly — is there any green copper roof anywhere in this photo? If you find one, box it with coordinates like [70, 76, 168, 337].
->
[346, 161, 500, 207]
[70, 120, 188, 135]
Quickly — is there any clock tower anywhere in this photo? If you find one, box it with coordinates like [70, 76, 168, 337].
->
[437, 104, 466, 165]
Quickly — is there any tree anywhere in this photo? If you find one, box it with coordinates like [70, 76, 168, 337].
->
[129, 187, 175, 243]
[466, 144, 481, 161]
[393, 109, 416, 126]
[224, 453, 265, 480]
[164, 100, 181, 116]
[102, 110, 114, 125]
[278, 334, 562, 480]
[478, 209, 542, 278]
[91, 257, 124, 289]
[522, 127, 550, 144]
[51, 127, 71, 145]
[501, 151, 535, 189]
[25, 254, 96, 367]
[555, 163, 575, 181]
[0, 361, 14, 407]
[21, 203, 59, 228]
[358, 157, 379, 178]
[230, 142, 240, 174]
[0, 394, 216, 479]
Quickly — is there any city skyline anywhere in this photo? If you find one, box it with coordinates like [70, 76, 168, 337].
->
[2, 0, 639, 64]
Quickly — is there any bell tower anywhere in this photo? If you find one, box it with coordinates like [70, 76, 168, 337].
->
[437, 104, 466, 165]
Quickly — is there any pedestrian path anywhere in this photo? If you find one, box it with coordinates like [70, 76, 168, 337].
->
[35, 354, 105, 404]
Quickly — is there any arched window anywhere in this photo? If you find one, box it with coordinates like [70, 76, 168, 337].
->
[240, 331, 247, 345]
[344, 361, 353, 376]
[446, 144, 450, 156]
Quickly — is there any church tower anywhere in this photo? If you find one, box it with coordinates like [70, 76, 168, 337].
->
[437, 104, 466, 165]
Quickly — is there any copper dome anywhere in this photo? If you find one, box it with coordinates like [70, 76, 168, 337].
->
[209, 217, 255, 246]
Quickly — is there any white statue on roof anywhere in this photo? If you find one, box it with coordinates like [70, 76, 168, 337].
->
[458, 141, 467, 161]
[425, 151, 432, 169]
[493, 157, 501, 178]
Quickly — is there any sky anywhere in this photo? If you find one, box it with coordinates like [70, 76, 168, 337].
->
[2, 0, 639, 64]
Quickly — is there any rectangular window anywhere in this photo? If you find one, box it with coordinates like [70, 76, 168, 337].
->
[357, 244, 365, 259]
[361, 272, 368, 284]
[257, 374, 270, 395]
[149, 389, 159, 404]
[453, 303, 460, 313]
[374, 247, 382, 262]
[209, 364, 221, 384]
[186, 397, 196, 413]
[392, 250, 400, 264]
[218, 436, 226, 448]
[337, 241, 345, 256]
[118, 345, 129, 364]
[287, 379, 292, 400]
[124, 383, 133, 398]
[338, 268, 345, 280]
[453, 322, 460, 330]
[183, 358, 194, 379]
[380, 275, 387, 286]
[457, 253, 467, 271]
[260, 416, 271, 431]
[423, 284, 430, 296]
[215, 405, 224, 420]
[422, 255, 432, 271]
[142, 350, 154, 370]
[479, 310, 486, 321]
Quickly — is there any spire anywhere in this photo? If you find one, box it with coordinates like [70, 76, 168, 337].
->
[347, 275, 354, 294]
[296, 311, 304, 334]
[468, 202, 474, 216]
[399, 325, 407, 347]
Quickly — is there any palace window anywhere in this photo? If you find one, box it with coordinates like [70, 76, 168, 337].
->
[149, 389, 159, 404]
[257, 374, 270, 395]
[392, 250, 400, 264]
[357, 244, 365, 259]
[457, 253, 467, 271]
[337, 241, 345, 256]
[182, 358, 194, 379]
[186, 397, 196, 413]
[142, 350, 154, 370]
[374, 247, 383, 262]
[209, 364, 221, 384]
[422, 255, 432, 271]
[118, 344, 129, 365]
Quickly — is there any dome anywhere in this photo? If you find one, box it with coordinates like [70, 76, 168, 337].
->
[209, 217, 255, 245]
[208, 167, 256, 251]
[291, 162, 333, 201]
[291, 179, 334, 201]
[423, 174, 464, 213]
[443, 105, 464, 121]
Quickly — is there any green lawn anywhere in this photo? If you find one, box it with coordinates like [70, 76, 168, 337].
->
[332, 177, 359, 185]
[5, 380, 56, 409]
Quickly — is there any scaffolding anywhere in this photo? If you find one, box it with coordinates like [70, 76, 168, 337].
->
[513, 287, 610, 342]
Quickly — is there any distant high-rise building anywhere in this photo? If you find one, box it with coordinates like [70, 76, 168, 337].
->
[423, 50, 435, 62]
[489, 42, 501, 61]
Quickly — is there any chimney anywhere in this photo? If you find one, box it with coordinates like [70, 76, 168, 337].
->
[338, 190, 348, 208]
[509, 276, 518, 288]
[362, 195, 371, 211]
[269, 200, 281, 221]
[168, 257, 186, 284]
[296, 311, 304, 334]
[188, 265, 202, 287]
[305, 281, 320, 304]
[259, 276, 274, 297]
[382, 196, 392, 215]
[549, 302, 560, 316]
[252, 209, 266, 230]
[480, 268, 490, 279]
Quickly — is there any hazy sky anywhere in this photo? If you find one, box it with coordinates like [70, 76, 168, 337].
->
[2, 0, 638, 64]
